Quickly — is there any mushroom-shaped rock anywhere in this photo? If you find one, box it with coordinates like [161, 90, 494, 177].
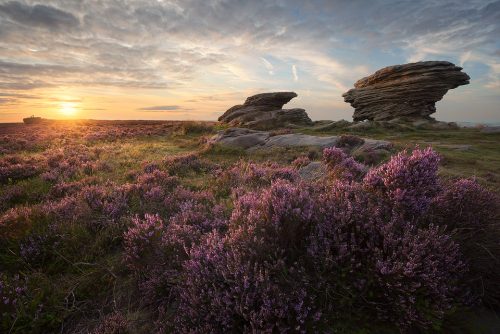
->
[342, 61, 470, 121]
[218, 92, 312, 130]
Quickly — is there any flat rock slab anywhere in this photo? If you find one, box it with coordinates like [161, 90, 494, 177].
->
[210, 128, 392, 153]
[209, 128, 270, 149]
[259, 133, 339, 149]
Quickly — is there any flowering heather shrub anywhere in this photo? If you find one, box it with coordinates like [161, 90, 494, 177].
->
[0, 185, 26, 212]
[336, 134, 365, 148]
[430, 178, 500, 306]
[323, 146, 365, 180]
[163, 153, 213, 176]
[19, 231, 61, 266]
[0, 156, 41, 184]
[48, 177, 98, 198]
[215, 160, 299, 194]
[0, 206, 34, 240]
[42, 196, 81, 222]
[0, 135, 40, 154]
[176, 231, 320, 333]
[175, 181, 325, 331]
[80, 184, 132, 222]
[91, 312, 129, 334]
[132, 170, 180, 213]
[42, 145, 101, 182]
[364, 147, 440, 218]
[142, 161, 160, 174]
[0, 274, 27, 316]
[431, 178, 498, 229]
[135, 170, 179, 193]
[124, 189, 228, 307]
[291, 155, 311, 169]
[124, 214, 166, 272]
[175, 150, 472, 332]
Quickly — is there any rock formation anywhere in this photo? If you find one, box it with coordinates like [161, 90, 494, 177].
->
[342, 61, 470, 121]
[209, 127, 392, 153]
[218, 92, 312, 130]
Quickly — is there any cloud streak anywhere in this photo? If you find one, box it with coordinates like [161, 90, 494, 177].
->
[138, 105, 183, 112]
[0, 1, 79, 30]
[292, 65, 298, 82]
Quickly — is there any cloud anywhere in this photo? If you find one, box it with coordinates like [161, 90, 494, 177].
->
[292, 64, 298, 82]
[0, 92, 39, 99]
[0, 92, 40, 107]
[261, 57, 274, 75]
[0, 1, 79, 30]
[459, 51, 472, 67]
[138, 105, 183, 112]
[0, 98, 16, 104]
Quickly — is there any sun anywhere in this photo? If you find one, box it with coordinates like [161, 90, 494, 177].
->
[59, 102, 78, 116]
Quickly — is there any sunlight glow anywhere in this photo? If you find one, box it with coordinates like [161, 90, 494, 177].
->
[59, 102, 78, 117]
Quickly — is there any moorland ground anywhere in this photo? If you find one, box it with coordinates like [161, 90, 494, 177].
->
[0, 120, 499, 333]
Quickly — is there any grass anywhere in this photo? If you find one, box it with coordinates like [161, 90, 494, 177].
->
[0, 120, 499, 333]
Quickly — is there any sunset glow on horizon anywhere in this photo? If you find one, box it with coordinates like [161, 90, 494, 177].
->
[0, 0, 499, 123]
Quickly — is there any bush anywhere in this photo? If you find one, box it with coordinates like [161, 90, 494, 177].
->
[430, 178, 500, 307]
[215, 160, 298, 195]
[163, 154, 214, 176]
[336, 134, 365, 148]
[323, 147, 365, 180]
[124, 189, 228, 308]
[364, 147, 440, 218]
[175, 174, 468, 332]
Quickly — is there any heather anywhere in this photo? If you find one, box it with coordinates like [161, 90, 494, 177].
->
[0, 121, 499, 333]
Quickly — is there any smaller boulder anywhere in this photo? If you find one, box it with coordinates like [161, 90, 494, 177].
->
[218, 92, 313, 130]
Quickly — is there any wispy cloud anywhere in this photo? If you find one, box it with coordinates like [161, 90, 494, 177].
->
[138, 105, 183, 112]
[292, 64, 298, 82]
[261, 57, 274, 75]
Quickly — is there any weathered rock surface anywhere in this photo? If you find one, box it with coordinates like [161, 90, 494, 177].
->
[210, 128, 392, 158]
[342, 61, 470, 121]
[298, 162, 327, 181]
[218, 92, 313, 130]
[208, 128, 270, 149]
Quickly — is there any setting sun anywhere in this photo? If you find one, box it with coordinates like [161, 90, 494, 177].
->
[59, 102, 78, 117]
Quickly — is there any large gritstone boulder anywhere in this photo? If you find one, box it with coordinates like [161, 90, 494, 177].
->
[342, 61, 470, 121]
[218, 92, 313, 130]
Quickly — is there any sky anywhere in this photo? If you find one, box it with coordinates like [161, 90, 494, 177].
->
[0, 0, 499, 123]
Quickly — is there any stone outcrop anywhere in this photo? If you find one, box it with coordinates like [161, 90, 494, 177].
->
[209, 127, 392, 154]
[218, 92, 312, 130]
[342, 61, 470, 121]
